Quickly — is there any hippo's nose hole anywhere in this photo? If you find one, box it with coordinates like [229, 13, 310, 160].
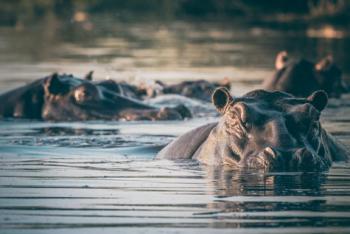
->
[293, 148, 319, 171]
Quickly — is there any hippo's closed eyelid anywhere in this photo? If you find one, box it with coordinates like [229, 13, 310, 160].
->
[73, 83, 102, 103]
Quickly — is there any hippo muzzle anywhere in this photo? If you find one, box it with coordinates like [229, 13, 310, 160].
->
[245, 146, 332, 172]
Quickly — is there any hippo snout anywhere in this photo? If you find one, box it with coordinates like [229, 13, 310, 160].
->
[292, 148, 331, 172]
[246, 147, 279, 171]
[245, 147, 331, 172]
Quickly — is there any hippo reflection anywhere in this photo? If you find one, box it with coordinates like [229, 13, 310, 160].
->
[0, 73, 191, 121]
[157, 87, 348, 172]
[204, 167, 326, 197]
[198, 167, 327, 222]
[263, 51, 348, 98]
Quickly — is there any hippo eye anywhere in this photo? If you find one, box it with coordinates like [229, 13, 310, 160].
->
[243, 121, 252, 130]
[74, 89, 88, 102]
[81, 90, 88, 96]
[74, 85, 99, 103]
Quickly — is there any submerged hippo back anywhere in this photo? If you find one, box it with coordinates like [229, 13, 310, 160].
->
[156, 123, 217, 160]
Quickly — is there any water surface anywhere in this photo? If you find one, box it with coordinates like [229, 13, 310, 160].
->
[1, 15, 350, 233]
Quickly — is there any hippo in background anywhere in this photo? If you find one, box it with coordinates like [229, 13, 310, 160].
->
[144, 78, 231, 102]
[263, 51, 348, 98]
[157, 87, 348, 172]
[86, 71, 231, 102]
[0, 73, 191, 121]
[84, 71, 145, 100]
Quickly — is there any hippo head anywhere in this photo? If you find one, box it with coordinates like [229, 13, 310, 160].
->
[315, 55, 347, 98]
[159, 80, 230, 102]
[41, 73, 191, 121]
[271, 51, 348, 98]
[212, 87, 333, 171]
[42, 74, 119, 120]
[181, 80, 219, 102]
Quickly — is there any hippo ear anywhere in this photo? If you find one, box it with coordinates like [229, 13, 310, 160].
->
[155, 80, 166, 87]
[307, 90, 328, 112]
[212, 87, 233, 114]
[44, 73, 67, 96]
[315, 55, 333, 71]
[216, 77, 231, 89]
[275, 51, 288, 70]
[84, 71, 94, 81]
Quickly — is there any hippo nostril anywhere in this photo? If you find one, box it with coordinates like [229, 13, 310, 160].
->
[261, 147, 286, 171]
[293, 148, 323, 171]
[245, 147, 278, 171]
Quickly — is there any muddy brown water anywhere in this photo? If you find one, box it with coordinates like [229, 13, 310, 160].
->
[1, 16, 350, 233]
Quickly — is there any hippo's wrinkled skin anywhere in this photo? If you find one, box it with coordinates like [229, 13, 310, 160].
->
[263, 51, 348, 98]
[0, 73, 191, 121]
[157, 87, 348, 172]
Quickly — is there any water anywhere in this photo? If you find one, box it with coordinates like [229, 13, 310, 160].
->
[1, 14, 350, 233]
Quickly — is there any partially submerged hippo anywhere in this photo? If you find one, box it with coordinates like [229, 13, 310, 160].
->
[146, 79, 231, 102]
[157, 87, 348, 171]
[263, 51, 348, 98]
[0, 73, 191, 121]
[87, 71, 231, 102]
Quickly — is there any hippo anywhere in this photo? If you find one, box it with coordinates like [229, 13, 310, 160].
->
[155, 79, 231, 102]
[84, 71, 146, 100]
[263, 51, 348, 98]
[86, 71, 231, 102]
[96, 79, 142, 100]
[156, 87, 348, 172]
[0, 73, 192, 121]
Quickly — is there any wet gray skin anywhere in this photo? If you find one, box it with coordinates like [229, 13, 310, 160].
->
[263, 51, 348, 98]
[157, 87, 349, 172]
[0, 73, 192, 121]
